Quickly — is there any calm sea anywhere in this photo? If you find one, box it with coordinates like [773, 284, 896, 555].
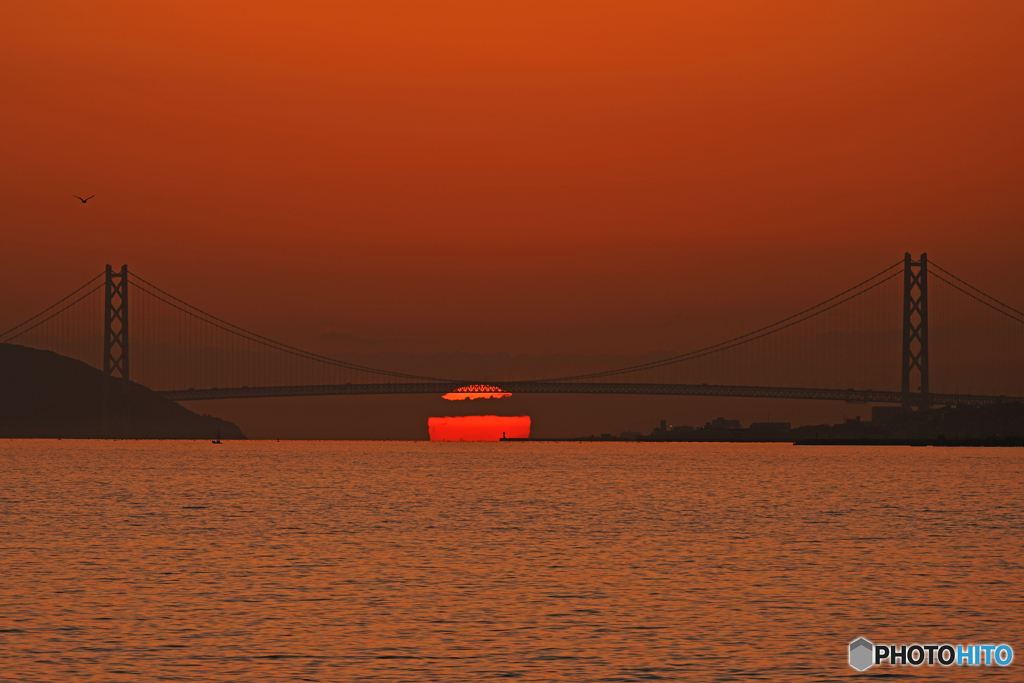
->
[1, 441, 1021, 681]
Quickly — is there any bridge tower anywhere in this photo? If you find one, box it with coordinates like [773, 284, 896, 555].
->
[102, 264, 130, 425]
[901, 252, 929, 409]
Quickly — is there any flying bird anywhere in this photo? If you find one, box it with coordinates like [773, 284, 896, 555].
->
[73, 195, 95, 203]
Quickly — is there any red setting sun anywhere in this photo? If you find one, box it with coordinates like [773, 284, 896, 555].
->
[428, 415, 530, 441]
[442, 385, 513, 401]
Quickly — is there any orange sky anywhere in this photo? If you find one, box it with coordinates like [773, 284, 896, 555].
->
[2, 1, 1023, 359]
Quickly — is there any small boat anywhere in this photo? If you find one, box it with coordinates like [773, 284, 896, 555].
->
[212, 440, 222, 444]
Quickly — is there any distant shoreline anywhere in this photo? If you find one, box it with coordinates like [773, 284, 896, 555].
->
[502, 436, 1024, 447]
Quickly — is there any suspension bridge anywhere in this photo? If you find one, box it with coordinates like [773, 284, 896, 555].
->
[3, 253, 1023, 422]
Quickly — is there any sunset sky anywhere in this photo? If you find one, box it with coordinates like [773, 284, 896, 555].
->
[2, 2, 1023, 436]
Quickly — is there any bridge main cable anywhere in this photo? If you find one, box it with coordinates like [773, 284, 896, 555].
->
[128, 270, 463, 383]
[0, 272, 105, 344]
[528, 260, 904, 382]
[929, 262, 1024, 324]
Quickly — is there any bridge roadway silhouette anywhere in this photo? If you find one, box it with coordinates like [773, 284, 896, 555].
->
[156, 381, 1016, 407]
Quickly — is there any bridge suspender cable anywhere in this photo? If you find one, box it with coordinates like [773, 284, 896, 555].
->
[534, 260, 905, 382]
[0, 272, 105, 344]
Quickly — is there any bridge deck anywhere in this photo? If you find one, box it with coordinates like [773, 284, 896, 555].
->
[157, 382, 1017, 407]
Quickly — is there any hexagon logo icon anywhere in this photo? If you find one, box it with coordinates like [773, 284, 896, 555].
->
[849, 637, 874, 671]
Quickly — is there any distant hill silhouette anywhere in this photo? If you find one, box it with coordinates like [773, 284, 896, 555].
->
[0, 344, 244, 439]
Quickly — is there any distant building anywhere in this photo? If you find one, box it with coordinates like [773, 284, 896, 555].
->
[646, 420, 693, 439]
[708, 417, 742, 430]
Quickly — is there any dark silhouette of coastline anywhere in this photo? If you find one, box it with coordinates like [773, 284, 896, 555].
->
[0, 344, 244, 439]
[505, 404, 1024, 446]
